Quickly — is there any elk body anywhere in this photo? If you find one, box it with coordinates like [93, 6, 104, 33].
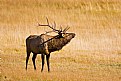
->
[26, 18, 75, 72]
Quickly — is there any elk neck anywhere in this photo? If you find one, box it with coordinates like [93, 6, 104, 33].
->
[47, 33, 75, 52]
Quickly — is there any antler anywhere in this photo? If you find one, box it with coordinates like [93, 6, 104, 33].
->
[38, 17, 59, 33]
[38, 17, 70, 35]
[62, 26, 70, 33]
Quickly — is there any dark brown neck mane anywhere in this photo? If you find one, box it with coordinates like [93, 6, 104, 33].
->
[47, 35, 73, 52]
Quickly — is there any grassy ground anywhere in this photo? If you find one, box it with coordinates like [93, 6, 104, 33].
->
[0, 0, 121, 81]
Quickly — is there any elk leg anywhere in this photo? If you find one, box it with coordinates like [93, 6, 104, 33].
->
[32, 54, 37, 70]
[46, 54, 50, 72]
[26, 51, 31, 70]
[41, 54, 45, 72]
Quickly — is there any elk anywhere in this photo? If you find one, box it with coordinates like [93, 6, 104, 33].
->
[26, 18, 75, 72]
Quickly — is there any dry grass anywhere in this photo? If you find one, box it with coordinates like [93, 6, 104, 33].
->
[1, 0, 121, 81]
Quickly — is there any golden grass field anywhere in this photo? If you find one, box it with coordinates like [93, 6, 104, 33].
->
[1, 0, 121, 81]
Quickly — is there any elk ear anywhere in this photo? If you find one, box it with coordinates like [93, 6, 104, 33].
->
[62, 34, 64, 37]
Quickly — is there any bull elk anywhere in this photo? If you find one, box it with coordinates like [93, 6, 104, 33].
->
[26, 18, 75, 72]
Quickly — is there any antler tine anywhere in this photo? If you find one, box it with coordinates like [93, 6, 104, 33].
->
[63, 26, 70, 33]
[60, 25, 62, 32]
[66, 26, 70, 31]
[53, 21, 60, 33]
[46, 17, 49, 25]
[54, 21, 56, 29]
[38, 17, 61, 34]
[45, 30, 54, 34]
[37, 22, 41, 27]
[45, 17, 59, 32]
[37, 17, 50, 27]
